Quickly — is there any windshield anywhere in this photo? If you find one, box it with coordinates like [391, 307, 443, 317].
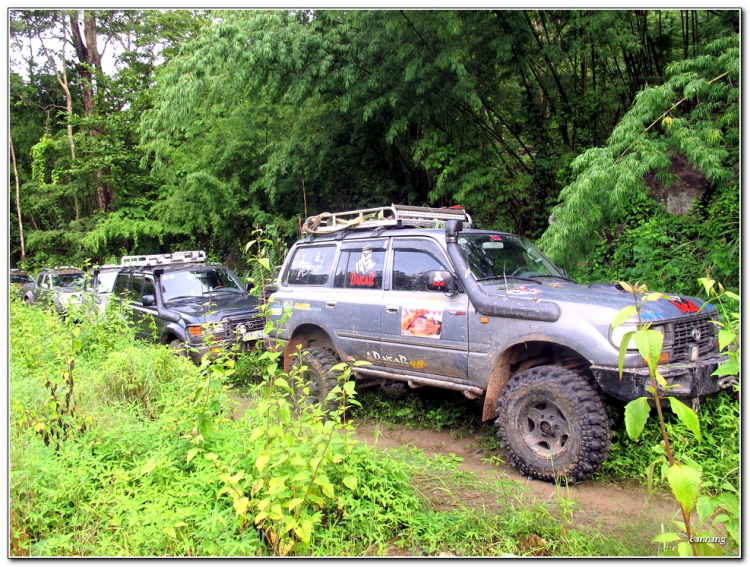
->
[161, 268, 244, 301]
[10, 274, 32, 284]
[457, 234, 563, 280]
[52, 273, 85, 288]
[96, 272, 119, 293]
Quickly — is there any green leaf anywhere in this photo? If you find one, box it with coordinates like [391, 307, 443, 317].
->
[618, 330, 635, 379]
[655, 372, 668, 389]
[645, 456, 666, 496]
[633, 329, 663, 374]
[652, 532, 682, 543]
[287, 497, 304, 512]
[258, 258, 271, 271]
[676, 542, 693, 556]
[343, 475, 357, 490]
[666, 463, 701, 515]
[352, 360, 372, 366]
[256, 454, 270, 473]
[696, 495, 716, 524]
[718, 329, 736, 351]
[668, 398, 702, 443]
[723, 291, 739, 301]
[712, 359, 739, 376]
[618, 281, 635, 294]
[642, 292, 664, 302]
[624, 397, 651, 441]
[204, 452, 218, 462]
[187, 448, 198, 464]
[611, 305, 637, 330]
[140, 458, 157, 476]
[698, 277, 715, 295]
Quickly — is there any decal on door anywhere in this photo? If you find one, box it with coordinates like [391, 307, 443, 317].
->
[401, 307, 443, 339]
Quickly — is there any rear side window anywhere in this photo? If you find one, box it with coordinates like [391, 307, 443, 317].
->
[333, 245, 386, 289]
[142, 278, 155, 299]
[285, 246, 336, 286]
[113, 273, 131, 296]
[131, 276, 144, 301]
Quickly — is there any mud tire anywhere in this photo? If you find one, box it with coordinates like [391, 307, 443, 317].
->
[290, 347, 342, 411]
[495, 365, 612, 483]
[168, 338, 188, 357]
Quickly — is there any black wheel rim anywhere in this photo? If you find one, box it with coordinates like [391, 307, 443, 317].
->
[516, 399, 571, 461]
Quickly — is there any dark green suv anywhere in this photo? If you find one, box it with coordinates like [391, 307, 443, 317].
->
[112, 251, 265, 363]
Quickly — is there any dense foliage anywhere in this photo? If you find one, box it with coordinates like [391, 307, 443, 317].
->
[10, 10, 739, 284]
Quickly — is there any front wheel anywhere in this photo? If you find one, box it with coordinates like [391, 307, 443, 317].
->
[495, 366, 612, 483]
[289, 347, 342, 411]
[168, 338, 188, 357]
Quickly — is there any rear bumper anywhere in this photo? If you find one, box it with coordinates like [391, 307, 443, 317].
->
[591, 355, 732, 402]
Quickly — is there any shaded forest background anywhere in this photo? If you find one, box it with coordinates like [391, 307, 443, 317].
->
[9, 9, 739, 295]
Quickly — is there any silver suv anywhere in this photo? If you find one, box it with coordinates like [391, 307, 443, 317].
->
[267, 205, 731, 482]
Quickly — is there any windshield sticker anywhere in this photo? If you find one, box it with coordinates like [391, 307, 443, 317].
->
[459, 237, 467, 244]
[401, 308, 443, 339]
[490, 235, 502, 241]
[668, 297, 700, 314]
[641, 311, 665, 321]
[507, 286, 541, 295]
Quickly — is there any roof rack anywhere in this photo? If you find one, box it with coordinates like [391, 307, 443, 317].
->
[51, 266, 82, 272]
[121, 250, 207, 267]
[302, 204, 473, 235]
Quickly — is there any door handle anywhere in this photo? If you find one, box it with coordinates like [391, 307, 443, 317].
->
[385, 305, 399, 314]
[326, 301, 337, 309]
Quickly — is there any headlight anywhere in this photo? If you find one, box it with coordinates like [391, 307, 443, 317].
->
[610, 324, 672, 350]
[207, 323, 225, 334]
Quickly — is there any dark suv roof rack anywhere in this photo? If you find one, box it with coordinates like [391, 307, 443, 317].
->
[50, 266, 82, 272]
[120, 250, 207, 268]
[302, 204, 473, 235]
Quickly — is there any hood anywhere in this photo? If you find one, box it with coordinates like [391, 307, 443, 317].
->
[166, 293, 262, 322]
[479, 279, 715, 323]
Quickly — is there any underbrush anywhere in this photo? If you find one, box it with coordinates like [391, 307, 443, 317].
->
[11, 298, 656, 556]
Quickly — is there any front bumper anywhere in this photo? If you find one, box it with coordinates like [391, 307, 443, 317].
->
[185, 336, 265, 364]
[591, 355, 732, 402]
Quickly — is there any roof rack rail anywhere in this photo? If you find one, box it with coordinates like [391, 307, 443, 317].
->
[302, 204, 473, 235]
[121, 250, 207, 267]
[51, 266, 82, 271]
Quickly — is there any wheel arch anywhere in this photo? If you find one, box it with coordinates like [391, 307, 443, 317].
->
[481, 340, 593, 421]
[283, 324, 337, 372]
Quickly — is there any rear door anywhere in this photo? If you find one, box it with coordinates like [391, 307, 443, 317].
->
[328, 239, 387, 363]
[380, 237, 469, 379]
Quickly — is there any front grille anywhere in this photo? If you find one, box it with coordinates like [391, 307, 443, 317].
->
[224, 315, 265, 337]
[670, 314, 716, 361]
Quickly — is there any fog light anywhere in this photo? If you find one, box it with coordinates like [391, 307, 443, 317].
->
[689, 344, 700, 362]
[210, 347, 221, 354]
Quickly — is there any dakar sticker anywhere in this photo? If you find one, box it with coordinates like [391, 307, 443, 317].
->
[432, 271, 446, 288]
[668, 297, 700, 314]
[507, 286, 542, 295]
[401, 308, 443, 339]
[350, 248, 377, 287]
[366, 351, 409, 366]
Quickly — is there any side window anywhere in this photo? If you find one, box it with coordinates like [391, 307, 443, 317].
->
[392, 240, 451, 292]
[333, 247, 387, 289]
[37, 273, 45, 286]
[142, 278, 155, 299]
[285, 246, 336, 286]
[131, 276, 144, 302]
[113, 273, 131, 296]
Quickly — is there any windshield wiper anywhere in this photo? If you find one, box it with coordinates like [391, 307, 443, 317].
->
[477, 276, 541, 284]
[531, 274, 578, 283]
[165, 295, 201, 302]
[203, 289, 242, 295]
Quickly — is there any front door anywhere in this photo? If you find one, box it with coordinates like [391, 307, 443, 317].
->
[380, 237, 469, 379]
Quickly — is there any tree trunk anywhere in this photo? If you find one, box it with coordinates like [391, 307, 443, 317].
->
[70, 10, 115, 211]
[10, 133, 25, 264]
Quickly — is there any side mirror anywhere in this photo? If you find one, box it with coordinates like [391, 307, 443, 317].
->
[559, 267, 567, 277]
[142, 294, 156, 307]
[427, 270, 457, 292]
[263, 285, 278, 301]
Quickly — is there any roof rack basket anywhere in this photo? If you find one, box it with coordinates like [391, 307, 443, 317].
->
[121, 250, 207, 267]
[302, 204, 473, 235]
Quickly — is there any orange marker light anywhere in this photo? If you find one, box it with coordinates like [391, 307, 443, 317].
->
[188, 326, 203, 336]
[643, 352, 669, 365]
[480, 317, 489, 324]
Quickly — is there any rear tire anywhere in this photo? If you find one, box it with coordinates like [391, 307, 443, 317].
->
[289, 347, 342, 410]
[495, 365, 612, 483]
